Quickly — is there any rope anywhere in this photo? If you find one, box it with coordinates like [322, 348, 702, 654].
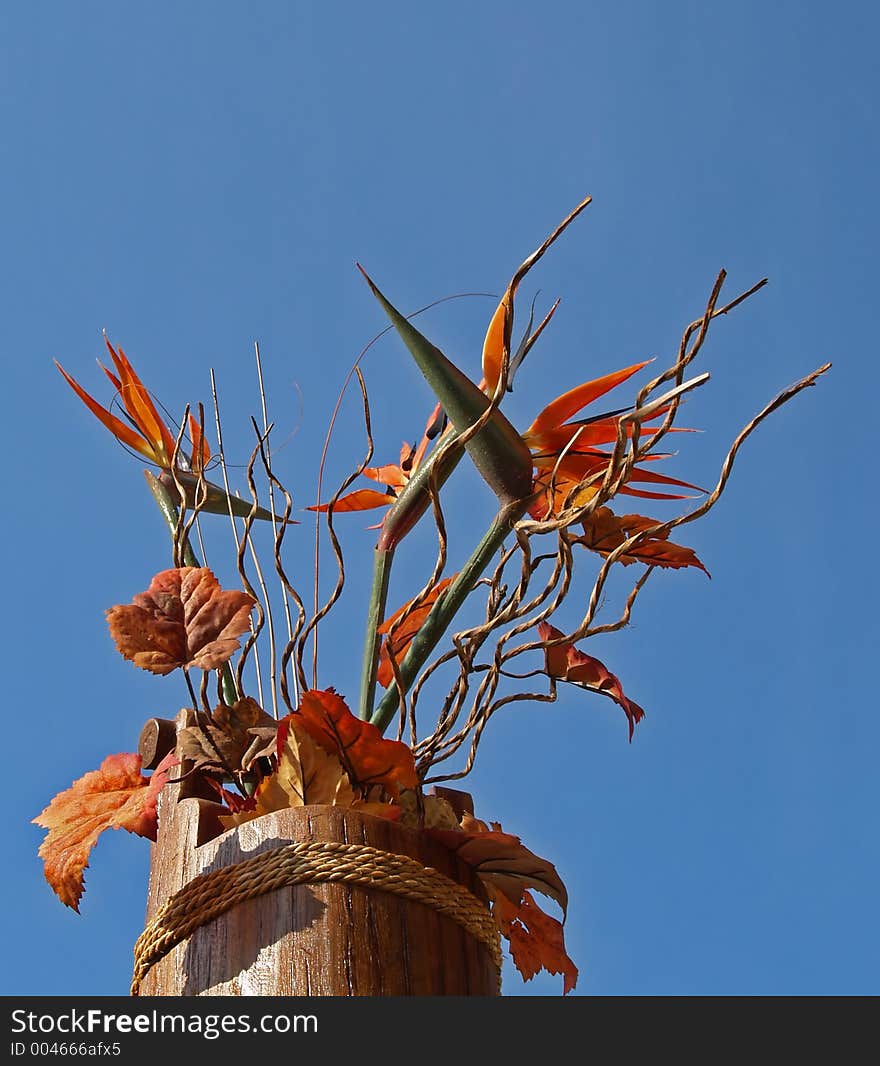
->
[131, 839, 502, 994]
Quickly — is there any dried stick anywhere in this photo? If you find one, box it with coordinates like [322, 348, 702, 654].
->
[297, 368, 375, 686]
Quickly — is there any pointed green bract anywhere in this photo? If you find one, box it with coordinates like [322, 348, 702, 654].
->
[359, 266, 534, 506]
[157, 470, 281, 522]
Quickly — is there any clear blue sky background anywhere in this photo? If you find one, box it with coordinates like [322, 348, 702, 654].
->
[2, 2, 876, 996]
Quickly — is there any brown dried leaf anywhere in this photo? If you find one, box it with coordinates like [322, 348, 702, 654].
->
[178, 697, 277, 775]
[220, 713, 354, 829]
[33, 752, 174, 911]
[106, 567, 256, 675]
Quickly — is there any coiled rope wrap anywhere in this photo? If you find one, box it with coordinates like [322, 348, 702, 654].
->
[131, 839, 502, 995]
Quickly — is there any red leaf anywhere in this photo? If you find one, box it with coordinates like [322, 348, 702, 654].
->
[538, 621, 645, 741]
[493, 889, 578, 995]
[575, 506, 709, 575]
[33, 752, 174, 911]
[296, 689, 418, 797]
[106, 567, 256, 675]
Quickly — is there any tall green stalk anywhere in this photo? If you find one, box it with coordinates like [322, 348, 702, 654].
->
[358, 546, 394, 720]
[370, 500, 525, 733]
[144, 472, 239, 707]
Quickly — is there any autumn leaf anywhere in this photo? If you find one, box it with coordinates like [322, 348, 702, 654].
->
[376, 576, 456, 688]
[106, 567, 256, 675]
[178, 697, 277, 775]
[493, 889, 578, 995]
[573, 506, 709, 575]
[428, 807, 573, 989]
[222, 713, 356, 828]
[33, 752, 174, 911]
[297, 689, 418, 797]
[430, 813, 568, 916]
[538, 621, 645, 741]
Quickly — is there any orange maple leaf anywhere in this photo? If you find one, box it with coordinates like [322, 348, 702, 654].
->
[538, 620, 645, 741]
[574, 506, 710, 575]
[106, 566, 256, 675]
[33, 752, 174, 911]
[430, 809, 575, 992]
[493, 889, 578, 995]
[296, 689, 418, 797]
[376, 576, 456, 688]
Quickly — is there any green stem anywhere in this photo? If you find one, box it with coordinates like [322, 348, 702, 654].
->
[358, 546, 395, 720]
[144, 471, 239, 707]
[370, 500, 526, 734]
[145, 471, 201, 567]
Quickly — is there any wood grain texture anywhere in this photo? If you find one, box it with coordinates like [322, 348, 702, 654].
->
[137, 714, 500, 996]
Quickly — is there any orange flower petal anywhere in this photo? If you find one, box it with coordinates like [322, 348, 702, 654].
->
[307, 488, 399, 513]
[527, 360, 651, 436]
[481, 293, 512, 397]
[104, 338, 177, 466]
[187, 411, 211, 472]
[55, 360, 161, 464]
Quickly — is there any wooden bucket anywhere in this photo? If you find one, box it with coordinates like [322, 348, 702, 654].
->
[132, 718, 501, 996]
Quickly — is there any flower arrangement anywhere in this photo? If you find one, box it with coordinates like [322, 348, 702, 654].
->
[34, 196, 829, 994]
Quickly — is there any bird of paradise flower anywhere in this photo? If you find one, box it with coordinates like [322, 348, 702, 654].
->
[56, 336, 277, 521]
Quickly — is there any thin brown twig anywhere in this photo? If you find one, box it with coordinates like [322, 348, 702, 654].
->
[299, 368, 375, 686]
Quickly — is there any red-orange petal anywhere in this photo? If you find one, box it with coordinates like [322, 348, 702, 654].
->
[481, 292, 512, 397]
[187, 412, 211, 472]
[307, 488, 398, 513]
[527, 360, 651, 436]
[104, 339, 177, 466]
[55, 360, 161, 464]
[362, 462, 409, 491]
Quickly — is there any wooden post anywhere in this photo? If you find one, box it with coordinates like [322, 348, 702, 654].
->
[133, 713, 500, 996]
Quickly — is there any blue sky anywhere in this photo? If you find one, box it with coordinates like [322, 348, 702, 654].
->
[2, 2, 876, 996]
